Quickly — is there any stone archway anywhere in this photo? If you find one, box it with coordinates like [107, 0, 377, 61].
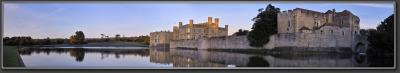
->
[354, 42, 366, 54]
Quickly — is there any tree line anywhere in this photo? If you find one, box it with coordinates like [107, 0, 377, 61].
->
[4, 31, 151, 46]
[3, 37, 67, 46]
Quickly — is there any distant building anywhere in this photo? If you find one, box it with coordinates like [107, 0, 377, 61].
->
[149, 31, 172, 47]
[264, 8, 362, 48]
[172, 17, 228, 40]
[150, 17, 229, 47]
[278, 8, 360, 38]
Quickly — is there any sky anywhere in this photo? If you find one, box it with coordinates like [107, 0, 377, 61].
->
[3, 1, 394, 39]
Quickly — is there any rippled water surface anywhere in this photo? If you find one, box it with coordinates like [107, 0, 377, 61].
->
[19, 47, 371, 68]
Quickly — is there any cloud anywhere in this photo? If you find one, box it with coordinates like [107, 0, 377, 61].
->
[354, 4, 393, 8]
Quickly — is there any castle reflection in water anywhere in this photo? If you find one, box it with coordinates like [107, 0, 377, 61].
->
[18, 47, 368, 67]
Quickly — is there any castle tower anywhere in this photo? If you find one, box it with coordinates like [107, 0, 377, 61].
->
[214, 18, 219, 33]
[189, 20, 193, 29]
[173, 26, 179, 40]
[225, 25, 228, 36]
[208, 17, 213, 27]
[189, 19, 194, 39]
[179, 22, 183, 28]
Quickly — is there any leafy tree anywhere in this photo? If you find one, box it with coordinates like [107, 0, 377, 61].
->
[44, 37, 51, 45]
[234, 29, 249, 36]
[247, 4, 280, 47]
[69, 31, 86, 44]
[366, 14, 394, 67]
[115, 34, 121, 41]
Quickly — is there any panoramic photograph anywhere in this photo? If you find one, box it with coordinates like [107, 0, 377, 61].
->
[2, 1, 395, 69]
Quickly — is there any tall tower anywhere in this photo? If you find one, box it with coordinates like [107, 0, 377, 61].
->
[179, 22, 183, 28]
[214, 18, 219, 33]
[225, 25, 228, 36]
[208, 17, 213, 27]
[173, 26, 179, 40]
[189, 19, 194, 39]
[189, 19, 193, 29]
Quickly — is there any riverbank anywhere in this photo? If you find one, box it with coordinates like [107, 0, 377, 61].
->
[208, 47, 351, 53]
[30, 42, 149, 47]
[3, 46, 25, 67]
[205, 47, 353, 59]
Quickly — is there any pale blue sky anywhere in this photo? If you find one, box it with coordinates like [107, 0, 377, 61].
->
[3, 1, 394, 39]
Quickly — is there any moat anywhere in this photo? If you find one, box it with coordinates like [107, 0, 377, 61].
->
[18, 47, 371, 68]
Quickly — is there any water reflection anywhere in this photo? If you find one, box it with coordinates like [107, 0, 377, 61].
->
[19, 47, 373, 67]
[69, 49, 85, 62]
[247, 56, 269, 67]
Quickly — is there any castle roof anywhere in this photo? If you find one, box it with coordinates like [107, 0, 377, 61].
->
[325, 10, 334, 14]
[337, 10, 353, 16]
[299, 27, 311, 30]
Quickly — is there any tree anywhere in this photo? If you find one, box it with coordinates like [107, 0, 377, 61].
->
[101, 34, 105, 39]
[234, 29, 249, 36]
[247, 4, 280, 47]
[69, 31, 86, 44]
[368, 14, 394, 51]
[115, 34, 121, 41]
[44, 37, 51, 45]
[366, 14, 394, 67]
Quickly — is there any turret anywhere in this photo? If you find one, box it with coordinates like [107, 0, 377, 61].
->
[225, 25, 228, 36]
[214, 18, 219, 33]
[225, 25, 228, 31]
[179, 22, 183, 28]
[189, 19, 193, 29]
[208, 17, 212, 26]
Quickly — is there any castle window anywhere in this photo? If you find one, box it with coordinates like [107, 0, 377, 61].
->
[331, 30, 333, 34]
[342, 31, 345, 35]
[287, 28, 289, 31]
[186, 29, 190, 33]
[288, 20, 291, 27]
[321, 30, 324, 34]
[341, 20, 344, 26]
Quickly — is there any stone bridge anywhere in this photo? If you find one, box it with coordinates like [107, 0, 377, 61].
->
[352, 35, 369, 54]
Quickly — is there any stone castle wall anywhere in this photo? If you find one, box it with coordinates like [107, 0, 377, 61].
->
[171, 28, 353, 49]
[170, 36, 252, 49]
[264, 31, 353, 49]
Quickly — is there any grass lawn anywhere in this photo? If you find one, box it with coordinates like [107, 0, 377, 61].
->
[3, 46, 25, 67]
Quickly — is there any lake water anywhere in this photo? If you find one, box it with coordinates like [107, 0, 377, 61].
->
[18, 47, 371, 68]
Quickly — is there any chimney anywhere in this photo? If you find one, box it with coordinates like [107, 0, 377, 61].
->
[214, 18, 219, 33]
[179, 22, 183, 28]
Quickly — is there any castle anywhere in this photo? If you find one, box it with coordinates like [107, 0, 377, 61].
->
[172, 17, 228, 40]
[278, 8, 359, 38]
[150, 8, 362, 50]
[150, 17, 228, 47]
[264, 8, 360, 48]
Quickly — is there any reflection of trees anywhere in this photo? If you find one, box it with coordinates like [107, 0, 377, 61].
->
[69, 48, 85, 62]
[19, 48, 150, 61]
[246, 56, 269, 67]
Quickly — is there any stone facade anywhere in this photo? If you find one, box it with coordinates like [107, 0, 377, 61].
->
[269, 8, 360, 48]
[172, 17, 228, 40]
[170, 36, 252, 49]
[151, 8, 361, 49]
[149, 31, 173, 47]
